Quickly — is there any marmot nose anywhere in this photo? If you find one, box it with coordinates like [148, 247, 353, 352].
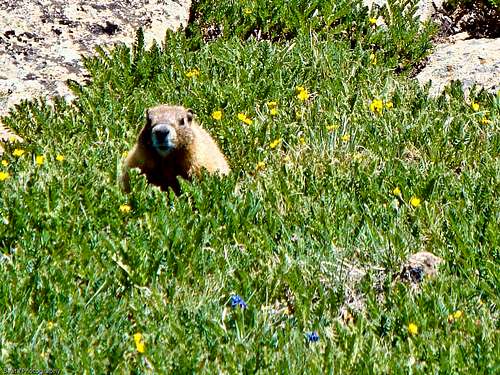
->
[153, 126, 170, 142]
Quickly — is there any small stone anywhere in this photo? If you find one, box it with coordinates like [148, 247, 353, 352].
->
[399, 251, 443, 283]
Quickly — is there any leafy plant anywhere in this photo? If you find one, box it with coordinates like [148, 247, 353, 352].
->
[186, 0, 436, 71]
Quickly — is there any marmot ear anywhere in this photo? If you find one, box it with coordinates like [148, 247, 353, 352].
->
[145, 109, 152, 127]
[181, 109, 194, 126]
[139, 109, 152, 146]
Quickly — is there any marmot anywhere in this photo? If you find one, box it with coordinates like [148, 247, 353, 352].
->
[121, 105, 230, 194]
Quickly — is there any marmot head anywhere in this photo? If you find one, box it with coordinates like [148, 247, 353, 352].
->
[140, 105, 195, 157]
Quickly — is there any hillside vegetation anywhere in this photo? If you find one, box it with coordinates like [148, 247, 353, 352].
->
[0, 0, 498, 373]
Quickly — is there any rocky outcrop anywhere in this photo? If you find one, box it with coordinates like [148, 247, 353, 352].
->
[0, 0, 191, 118]
[416, 36, 500, 97]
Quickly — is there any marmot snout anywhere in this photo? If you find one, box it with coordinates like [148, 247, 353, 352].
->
[121, 105, 230, 194]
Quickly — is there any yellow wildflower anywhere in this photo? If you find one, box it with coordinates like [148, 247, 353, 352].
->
[326, 124, 339, 132]
[341, 134, 350, 142]
[370, 16, 386, 27]
[410, 196, 421, 208]
[1, 160, 8, 167]
[47, 321, 55, 330]
[269, 139, 281, 149]
[185, 68, 200, 78]
[370, 99, 384, 114]
[256, 161, 265, 170]
[447, 311, 464, 323]
[35, 155, 44, 166]
[369, 53, 377, 65]
[352, 152, 363, 162]
[243, 8, 252, 15]
[385, 101, 394, 109]
[0, 171, 10, 181]
[267, 101, 278, 116]
[408, 323, 418, 336]
[56, 155, 65, 162]
[13, 149, 25, 157]
[299, 137, 306, 145]
[212, 110, 222, 121]
[393, 187, 401, 196]
[297, 88, 310, 101]
[480, 117, 491, 125]
[133, 332, 145, 353]
[122, 151, 128, 158]
[119, 204, 132, 214]
[237, 113, 253, 125]
[471, 101, 479, 111]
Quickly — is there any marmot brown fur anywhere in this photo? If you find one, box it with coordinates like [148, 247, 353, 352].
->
[121, 105, 230, 194]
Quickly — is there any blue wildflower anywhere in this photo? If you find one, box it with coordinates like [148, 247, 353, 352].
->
[306, 331, 319, 343]
[230, 295, 247, 309]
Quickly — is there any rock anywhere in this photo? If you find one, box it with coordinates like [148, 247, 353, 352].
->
[416, 37, 500, 97]
[399, 251, 443, 283]
[0, 0, 191, 119]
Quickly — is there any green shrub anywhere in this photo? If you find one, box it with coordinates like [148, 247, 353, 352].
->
[186, 0, 437, 71]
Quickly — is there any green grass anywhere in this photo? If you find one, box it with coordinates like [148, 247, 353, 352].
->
[0, 1, 499, 373]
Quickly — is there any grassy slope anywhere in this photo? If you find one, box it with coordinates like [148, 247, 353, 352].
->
[0, 1, 499, 373]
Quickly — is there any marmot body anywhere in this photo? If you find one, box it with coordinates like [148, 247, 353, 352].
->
[121, 105, 230, 194]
